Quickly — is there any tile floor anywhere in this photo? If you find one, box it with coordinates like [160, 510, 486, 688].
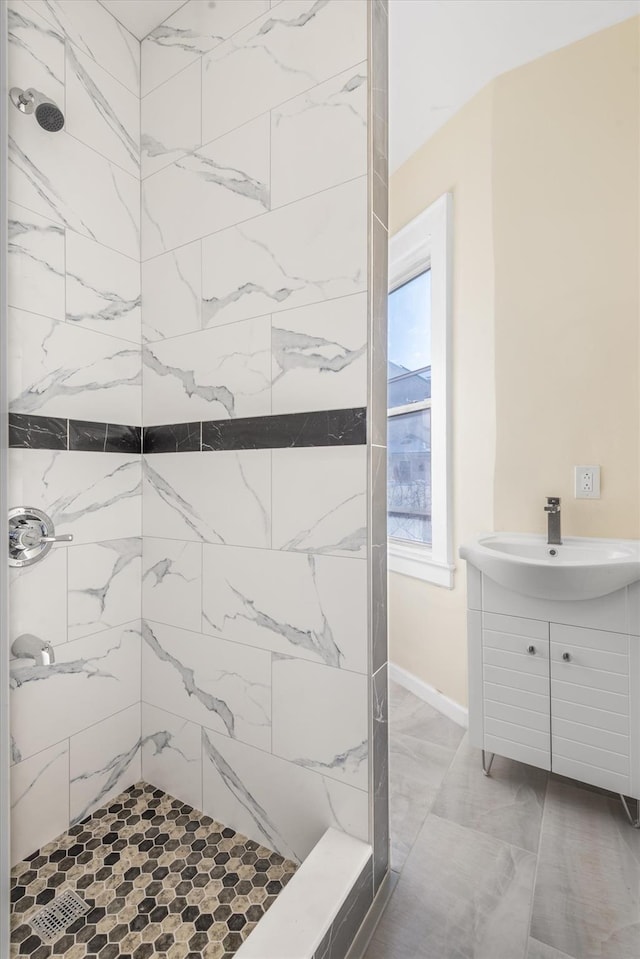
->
[364, 681, 640, 959]
[10, 782, 296, 959]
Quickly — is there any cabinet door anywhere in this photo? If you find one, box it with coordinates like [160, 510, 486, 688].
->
[550, 624, 630, 794]
[482, 612, 550, 770]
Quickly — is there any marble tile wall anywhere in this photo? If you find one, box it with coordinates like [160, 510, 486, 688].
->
[138, 4, 387, 912]
[7, 0, 142, 865]
[7, 10, 389, 944]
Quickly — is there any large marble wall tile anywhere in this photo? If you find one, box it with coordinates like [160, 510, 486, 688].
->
[141, 0, 270, 96]
[141, 60, 201, 179]
[141, 703, 202, 812]
[271, 64, 367, 209]
[142, 537, 202, 632]
[10, 622, 141, 762]
[10, 741, 69, 865]
[530, 778, 640, 959]
[26, 0, 140, 95]
[66, 231, 141, 344]
[201, 726, 369, 863]
[202, 545, 367, 673]
[8, 203, 64, 320]
[65, 43, 140, 176]
[201, 177, 367, 329]
[272, 294, 367, 415]
[9, 120, 140, 259]
[8, 449, 141, 544]
[8, 1, 64, 106]
[272, 445, 367, 557]
[143, 316, 271, 425]
[142, 114, 270, 260]
[10, 546, 67, 648]
[68, 538, 142, 641]
[201, 0, 367, 145]
[69, 703, 142, 825]
[368, 815, 536, 959]
[142, 620, 271, 751]
[143, 450, 270, 547]
[272, 657, 368, 791]
[8, 308, 141, 423]
[142, 242, 201, 343]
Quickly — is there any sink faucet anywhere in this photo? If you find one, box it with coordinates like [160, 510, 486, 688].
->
[544, 496, 562, 545]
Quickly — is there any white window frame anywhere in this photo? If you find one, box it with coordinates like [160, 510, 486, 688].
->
[388, 193, 454, 588]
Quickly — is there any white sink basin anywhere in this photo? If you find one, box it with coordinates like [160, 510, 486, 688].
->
[460, 533, 640, 601]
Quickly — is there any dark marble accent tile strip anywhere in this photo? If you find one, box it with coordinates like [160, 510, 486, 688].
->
[8, 413, 68, 450]
[8, 413, 142, 453]
[10, 408, 367, 454]
[69, 420, 142, 454]
[144, 421, 200, 454]
[201, 407, 367, 452]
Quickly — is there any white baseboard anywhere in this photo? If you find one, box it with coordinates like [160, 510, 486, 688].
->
[390, 662, 468, 729]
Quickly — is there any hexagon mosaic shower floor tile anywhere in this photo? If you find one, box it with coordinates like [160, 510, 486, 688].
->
[10, 782, 297, 959]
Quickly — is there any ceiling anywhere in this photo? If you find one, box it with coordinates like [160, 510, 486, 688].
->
[389, 0, 640, 171]
[99, 0, 187, 39]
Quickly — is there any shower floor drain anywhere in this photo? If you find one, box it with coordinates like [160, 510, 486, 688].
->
[29, 889, 90, 943]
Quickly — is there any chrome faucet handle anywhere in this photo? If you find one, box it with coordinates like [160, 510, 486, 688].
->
[8, 507, 73, 567]
[544, 496, 561, 512]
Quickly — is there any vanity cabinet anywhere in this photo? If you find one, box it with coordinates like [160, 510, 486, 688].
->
[467, 572, 640, 800]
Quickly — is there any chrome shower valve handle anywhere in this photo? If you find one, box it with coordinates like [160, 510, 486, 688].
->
[8, 507, 73, 567]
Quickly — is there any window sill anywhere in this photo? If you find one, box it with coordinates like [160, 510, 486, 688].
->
[388, 539, 455, 588]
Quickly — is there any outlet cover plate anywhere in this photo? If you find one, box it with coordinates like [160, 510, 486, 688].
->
[575, 465, 601, 499]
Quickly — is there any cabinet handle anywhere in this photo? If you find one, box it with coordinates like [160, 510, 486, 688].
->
[562, 652, 571, 662]
[527, 645, 535, 654]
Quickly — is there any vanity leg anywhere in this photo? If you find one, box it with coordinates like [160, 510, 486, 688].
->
[482, 750, 495, 777]
[620, 794, 640, 828]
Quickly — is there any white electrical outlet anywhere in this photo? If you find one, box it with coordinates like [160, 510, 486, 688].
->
[575, 465, 601, 499]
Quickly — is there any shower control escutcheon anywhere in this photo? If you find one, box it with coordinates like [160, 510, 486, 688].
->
[9, 507, 73, 567]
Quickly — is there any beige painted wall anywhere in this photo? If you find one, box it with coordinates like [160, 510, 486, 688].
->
[389, 86, 496, 709]
[493, 18, 640, 538]
[389, 17, 640, 708]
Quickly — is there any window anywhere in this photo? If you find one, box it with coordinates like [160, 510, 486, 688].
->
[388, 270, 432, 545]
[387, 194, 453, 587]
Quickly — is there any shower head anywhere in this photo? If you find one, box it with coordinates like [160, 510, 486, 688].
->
[9, 87, 65, 132]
